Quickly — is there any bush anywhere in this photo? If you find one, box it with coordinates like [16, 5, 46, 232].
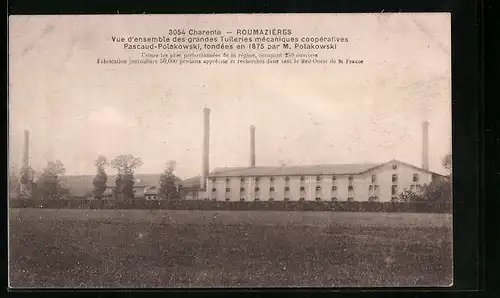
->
[423, 179, 452, 203]
[9, 198, 451, 213]
[398, 189, 425, 203]
[398, 178, 452, 203]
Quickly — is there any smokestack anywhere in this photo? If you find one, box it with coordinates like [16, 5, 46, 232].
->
[200, 108, 210, 189]
[23, 130, 30, 169]
[250, 125, 256, 167]
[422, 121, 429, 170]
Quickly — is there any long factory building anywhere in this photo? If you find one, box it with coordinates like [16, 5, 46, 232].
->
[180, 108, 445, 202]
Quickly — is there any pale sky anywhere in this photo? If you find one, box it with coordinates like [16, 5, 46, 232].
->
[8, 13, 451, 179]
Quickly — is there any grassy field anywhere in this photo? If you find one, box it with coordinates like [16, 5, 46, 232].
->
[9, 209, 452, 288]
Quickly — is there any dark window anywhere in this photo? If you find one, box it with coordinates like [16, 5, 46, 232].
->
[391, 185, 398, 195]
[392, 174, 398, 183]
[269, 177, 275, 182]
[254, 198, 260, 201]
[369, 196, 379, 202]
[240, 197, 245, 201]
[284, 197, 290, 201]
[240, 187, 245, 192]
[413, 173, 419, 182]
[211, 198, 217, 201]
[332, 175, 337, 181]
[348, 185, 354, 191]
[269, 186, 275, 192]
[284, 186, 290, 191]
[315, 186, 321, 191]
[347, 197, 354, 201]
[300, 176, 305, 181]
[255, 177, 260, 182]
[212, 178, 216, 183]
[255, 187, 260, 191]
[348, 175, 353, 181]
[225, 188, 231, 192]
[392, 164, 398, 170]
[269, 198, 274, 201]
[211, 188, 216, 192]
[331, 197, 338, 201]
[225, 198, 230, 201]
[225, 178, 230, 183]
[369, 185, 373, 191]
[316, 175, 322, 181]
[285, 176, 290, 181]
[300, 186, 305, 191]
[315, 197, 322, 201]
[371, 175, 377, 183]
[299, 197, 305, 201]
[240, 177, 245, 182]
[332, 186, 337, 191]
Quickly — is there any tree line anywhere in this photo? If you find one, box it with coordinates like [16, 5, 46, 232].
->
[9, 153, 453, 202]
[8, 154, 180, 200]
[9, 159, 70, 200]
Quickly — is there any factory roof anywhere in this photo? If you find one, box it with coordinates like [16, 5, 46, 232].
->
[178, 159, 445, 190]
[208, 163, 380, 177]
[145, 186, 159, 195]
[207, 159, 444, 178]
[180, 175, 202, 188]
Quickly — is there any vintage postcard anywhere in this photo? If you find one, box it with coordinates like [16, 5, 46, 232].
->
[8, 13, 452, 288]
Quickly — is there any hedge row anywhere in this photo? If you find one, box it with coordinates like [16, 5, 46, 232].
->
[9, 199, 451, 213]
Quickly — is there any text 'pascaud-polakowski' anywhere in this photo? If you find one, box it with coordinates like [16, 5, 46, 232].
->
[110, 29, 349, 51]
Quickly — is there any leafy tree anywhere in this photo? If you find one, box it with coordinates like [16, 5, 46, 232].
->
[110, 154, 143, 199]
[160, 160, 179, 199]
[36, 160, 68, 199]
[18, 164, 36, 198]
[430, 152, 453, 203]
[422, 179, 452, 203]
[442, 153, 452, 174]
[9, 168, 21, 198]
[398, 181, 452, 204]
[92, 155, 108, 199]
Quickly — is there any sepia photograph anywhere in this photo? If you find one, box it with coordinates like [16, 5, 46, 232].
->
[8, 13, 452, 288]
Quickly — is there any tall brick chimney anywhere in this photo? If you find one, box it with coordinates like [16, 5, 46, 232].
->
[250, 125, 256, 167]
[20, 130, 31, 195]
[422, 121, 429, 170]
[200, 108, 210, 189]
[23, 130, 30, 169]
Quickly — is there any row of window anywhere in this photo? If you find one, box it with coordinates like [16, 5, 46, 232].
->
[213, 173, 420, 184]
[217, 175, 350, 183]
[211, 184, 422, 195]
[390, 184, 423, 195]
[203, 197, 360, 202]
[213, 185, 355, 192]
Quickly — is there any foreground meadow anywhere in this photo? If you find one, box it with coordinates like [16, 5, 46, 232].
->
[9, 209, 452, 288]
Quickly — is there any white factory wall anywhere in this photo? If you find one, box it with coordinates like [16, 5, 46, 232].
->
[366, 162, 433, 202]
[196, 161, 434, 202]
